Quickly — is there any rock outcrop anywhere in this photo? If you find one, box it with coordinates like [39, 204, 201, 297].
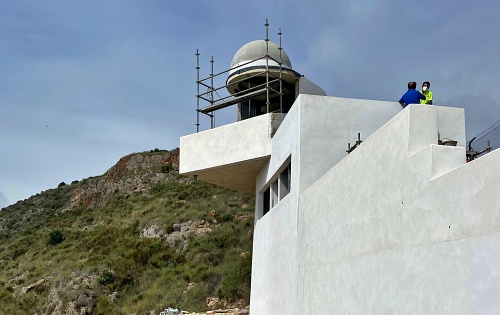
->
[71, 149, 179, 209]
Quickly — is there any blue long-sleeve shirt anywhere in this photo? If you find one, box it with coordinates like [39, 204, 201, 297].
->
[399, 89, 426, 108]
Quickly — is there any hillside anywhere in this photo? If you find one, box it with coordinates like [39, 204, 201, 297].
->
[0, 149, 255, 314]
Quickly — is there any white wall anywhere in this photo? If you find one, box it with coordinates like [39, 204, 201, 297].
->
[250, 193, 300, 315]
[252, 98, 302, 313]
[296, 105, 500, 314]
[256, 95, 403, 197]
[251, 95, 403, 313]
[180, 94, 491, 314]
[180, 114, 272, 175]
[296, 95, 402, 193]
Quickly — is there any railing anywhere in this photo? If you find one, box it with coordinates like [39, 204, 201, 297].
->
[466, 120, 500, 161]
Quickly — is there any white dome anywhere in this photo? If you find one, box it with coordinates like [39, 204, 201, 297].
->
[230, 40, 292, 69]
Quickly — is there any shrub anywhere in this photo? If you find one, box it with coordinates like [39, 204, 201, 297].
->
[211, 225, 237, 249]
[99, 271, 115, 285]
[161, 163, 174, 173]
[180, 283, 210, 312]
[48, 229, 64, 245]
[220, 213, 234, 222]
[128, 221, 140, 236]
[96, 295, 114, 315]
[150, 181, 181, 194]
[219, 254, 252, 302]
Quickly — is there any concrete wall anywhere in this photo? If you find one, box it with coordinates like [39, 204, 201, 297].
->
[256, 95, 403, 199]
[251, 95, 403, 313]
[180, 93, 494, 314]
[251, 102, 494, 314]
[180, 114, 277, 194]
[297, 105, 499, 314]
[250, 193, 300, 315]
[251, 98, 302, 314]
[180, 114, 272, 175]
[296, 95, 402, 193]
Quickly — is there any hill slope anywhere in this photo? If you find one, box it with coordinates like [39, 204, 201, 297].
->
[0, 149, 254, 314]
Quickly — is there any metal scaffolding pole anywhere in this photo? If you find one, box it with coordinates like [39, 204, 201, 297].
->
[278, 28, 283, 113]
[210, 56, 215, 129]
[248, 81, 252, 118]
[195, 19, 289, 130]
[265, 19, 270, 114]
[196, 49, 200, 132]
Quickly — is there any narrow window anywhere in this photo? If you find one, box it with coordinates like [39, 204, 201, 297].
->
[279, 163, 291, 200]
[263, 187, 270, 216]
[280, 164, 292, 200]
[287, 163, 291, 192]
[271, 180, 279, 207]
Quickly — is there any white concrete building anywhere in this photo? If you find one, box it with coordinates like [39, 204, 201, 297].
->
[181, 40, 500, 314]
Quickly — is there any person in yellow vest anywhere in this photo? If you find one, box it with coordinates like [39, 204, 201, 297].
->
[420, 81, 433, 105]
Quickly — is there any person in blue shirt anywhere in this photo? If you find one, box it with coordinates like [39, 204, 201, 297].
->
[398, 81, 426, 108]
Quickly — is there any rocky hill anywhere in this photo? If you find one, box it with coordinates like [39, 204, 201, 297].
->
[0, 149, 254, 314]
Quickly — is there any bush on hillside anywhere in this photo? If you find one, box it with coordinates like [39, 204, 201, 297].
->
[48, 229, 64, 245]
[219, 254, 252, 302]
[161, 163, 174, 173]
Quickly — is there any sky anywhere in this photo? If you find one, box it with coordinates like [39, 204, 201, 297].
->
[1, 0, 500, 208]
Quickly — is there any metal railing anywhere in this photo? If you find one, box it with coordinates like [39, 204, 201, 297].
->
[466, 120, 500, 161]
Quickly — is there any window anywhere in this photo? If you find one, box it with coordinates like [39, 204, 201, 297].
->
[261, 160, 292, 217]
[279, 163, 291, 200]
[271, 180, 279, 208]
[263, 187, 270, 216]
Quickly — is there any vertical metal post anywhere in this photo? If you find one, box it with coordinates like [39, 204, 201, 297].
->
[265, 19, 270, 114]
[210, 56, 215, 129]
[278, 28, 283, 113]
[196, 49, 200, 132]
[248, 81, 252, 118]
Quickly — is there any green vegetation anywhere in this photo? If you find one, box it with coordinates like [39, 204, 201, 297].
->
[0, 150, 254, 314]
[48, 229, 64, 245]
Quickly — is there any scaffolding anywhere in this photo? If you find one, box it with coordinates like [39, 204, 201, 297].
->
[195, 19, 286, 132]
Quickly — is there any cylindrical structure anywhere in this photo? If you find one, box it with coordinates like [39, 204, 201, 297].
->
[226, 40, 300, 120]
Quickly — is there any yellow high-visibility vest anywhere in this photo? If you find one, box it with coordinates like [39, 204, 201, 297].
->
[420, 90, 433, 104]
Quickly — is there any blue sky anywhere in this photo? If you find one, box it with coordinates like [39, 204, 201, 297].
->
[2, 0, 500, 207]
